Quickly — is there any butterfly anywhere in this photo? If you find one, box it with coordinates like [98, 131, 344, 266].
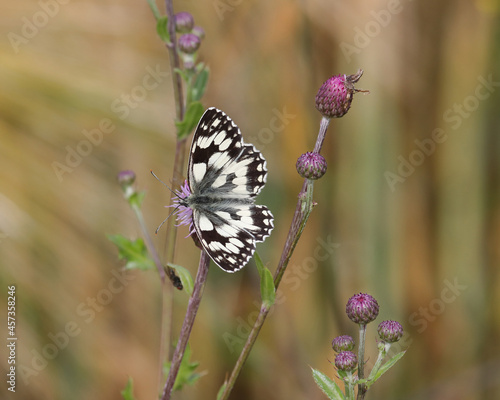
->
[175, 107, 274, 273]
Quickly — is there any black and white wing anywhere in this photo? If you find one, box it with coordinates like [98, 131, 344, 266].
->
[187, 107, 274, 272]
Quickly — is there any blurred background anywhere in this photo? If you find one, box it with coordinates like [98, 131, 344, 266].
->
[1, 0, 499, 399]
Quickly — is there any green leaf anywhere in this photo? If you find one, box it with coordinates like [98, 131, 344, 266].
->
[164, 344, 202, 391]
[128, 190, 145, 209]
[167, 263, 195, 296]
[107, 234, 155, 270]
[216, 382, 227, 400]
[146, 0, 161, 20]
[260, 267, 276, 308]
[191, 67, 210, 102]
[311, 367, 345, 400]
[254, 251, 265, 278]
[366, 350, 407, 388]
[156, 16, 170, 43]
[120, 377, 136, 400]
[176, 101, 204, 139]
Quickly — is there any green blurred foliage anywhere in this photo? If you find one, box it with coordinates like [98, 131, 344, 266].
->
[1, 1, 499, 399]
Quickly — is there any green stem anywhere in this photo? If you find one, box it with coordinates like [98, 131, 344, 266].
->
[357, 324, 367, 399]
[219, 180, 315, 400]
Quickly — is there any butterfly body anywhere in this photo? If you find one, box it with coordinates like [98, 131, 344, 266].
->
[182, 107, 274, 272]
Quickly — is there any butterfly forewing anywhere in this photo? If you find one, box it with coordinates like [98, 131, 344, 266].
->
[186, 107, 274, 272]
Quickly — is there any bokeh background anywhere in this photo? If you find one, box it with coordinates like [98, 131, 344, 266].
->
[1, 0, 499, 399]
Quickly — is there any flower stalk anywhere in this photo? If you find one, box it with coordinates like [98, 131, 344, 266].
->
[161, 251, 210, 400]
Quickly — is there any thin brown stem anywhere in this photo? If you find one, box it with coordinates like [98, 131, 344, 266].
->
[161, 251, 210, 400]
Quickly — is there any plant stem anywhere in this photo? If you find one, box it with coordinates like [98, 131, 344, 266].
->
[219, 114, 332, 400]
[161, 251, 210, 400]
[357, 324, 367, 399]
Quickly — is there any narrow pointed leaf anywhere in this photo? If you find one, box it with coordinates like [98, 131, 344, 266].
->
[156, 16, 170, 43]
[311, 367, 345, 400]
[120, 377, 136, 400]
[191, 67, 210, 101]
[366, 350, 407, 388]
[176, 101, 204, 139]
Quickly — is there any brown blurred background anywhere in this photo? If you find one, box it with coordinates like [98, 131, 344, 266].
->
[1, 0, 499, 399]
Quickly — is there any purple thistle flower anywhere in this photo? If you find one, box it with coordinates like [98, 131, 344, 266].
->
[174, 11, 194, 33]
[170, 180, 195, 237]
[315, 69, 366, 119]
[334, 351, 358, 372]
[178, 33, 201, 54]
[332, 335, 355, 352]
[345, 293, 379, 325]
[296, 152, 327, 180]
[377, 320, 403, 343]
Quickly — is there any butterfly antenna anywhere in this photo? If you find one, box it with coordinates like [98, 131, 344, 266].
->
[155, 204, 181, 234]
[150, 169, 179, 197]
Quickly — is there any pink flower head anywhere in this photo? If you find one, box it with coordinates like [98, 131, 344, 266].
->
[170, 180, 195, 237]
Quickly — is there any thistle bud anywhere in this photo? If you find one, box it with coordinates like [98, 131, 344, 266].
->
[334, 351, 358, 372]
[332, 335, 355, 352]
[192, 26, 205, 40]
[377, 320, 403, 343]
[315, 69, 365, 119]
[117, 170, 136, 188]
[346, 293, 379, 325]
[296, 152, 327, 180]
[174, 12, 194, 33]
[178, 33, 200, 54]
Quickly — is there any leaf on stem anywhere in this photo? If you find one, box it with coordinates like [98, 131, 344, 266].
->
[191, 67, 210, 102]
[107, 235, 155, 270]
[176, 101, 204, 139]
[254, 252, 275, 307]
[156, 15, 170, 43]
[146, 0, 162, 20]
[311, 367, 346, 400]
[216, 382, 227, 400]
[167, 263, 195, 295]
[164, 344, 202, 391]
[366, 350, 407, 388]
[120, 377, 136, 400]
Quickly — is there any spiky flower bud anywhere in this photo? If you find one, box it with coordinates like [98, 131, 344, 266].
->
[178, 33, 200, 54]
[117, 170, 136, 188]
[174, 12, 194, 33]
[334, 351, 358, 372]
[192, 26, 205, 40]
[332, 335, 355, 352]
[315, 69, 365, 119]
[296, 152, 327, 180]
[377, 320, 403, 343]
[346, 293, 379, 325]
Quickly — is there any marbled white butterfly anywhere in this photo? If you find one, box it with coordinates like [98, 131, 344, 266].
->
[176, 107, 274, 272]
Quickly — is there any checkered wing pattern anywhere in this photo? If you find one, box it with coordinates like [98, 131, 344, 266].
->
[186, 108, 273, 272]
